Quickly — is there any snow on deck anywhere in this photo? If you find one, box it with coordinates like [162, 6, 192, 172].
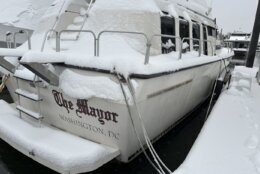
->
[0, 100, 119, 174]
[173, 66, 260, 174]
[0, 0, 55, 30]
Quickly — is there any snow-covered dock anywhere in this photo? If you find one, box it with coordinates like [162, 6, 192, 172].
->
[0, 101, 119, 174]
[174, 66, 260, 174]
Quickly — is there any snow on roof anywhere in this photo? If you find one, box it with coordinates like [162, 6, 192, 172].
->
[0, 0, 55, 30]
[85, 0, 162, 55]
[92, 0, 160, 12]
[155, 0, 213, 17]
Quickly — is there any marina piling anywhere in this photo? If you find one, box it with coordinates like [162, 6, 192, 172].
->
[246, 0, 260, 67]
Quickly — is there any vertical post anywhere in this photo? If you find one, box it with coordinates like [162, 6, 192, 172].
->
[246, 0, 260, 67]
[56, 32, 60, 52]
[144, 42, 152, 65]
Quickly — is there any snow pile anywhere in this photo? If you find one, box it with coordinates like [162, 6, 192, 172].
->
[227, 66, 258, 96]
[0, 100, 119, 173]
[86, 0, 161, 55]
[155, 0, 213, 17]
[59, 69, 124, 101]
[21, 48, 233, 78]
[173, 66, 260, 174]
[0, 48, 26, 57]
[14, 68, 35, 81]
[0, 0, 55, 30]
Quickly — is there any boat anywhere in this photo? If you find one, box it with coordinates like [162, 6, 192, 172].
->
[0, 0, 233, 173]
[225, 31, 251, 65]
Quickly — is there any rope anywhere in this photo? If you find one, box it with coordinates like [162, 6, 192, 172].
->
[205, 58, 225, 121]
[115, 74, 164, 174]
[0, 74, 10, 93]
[126, 78, 172, 174]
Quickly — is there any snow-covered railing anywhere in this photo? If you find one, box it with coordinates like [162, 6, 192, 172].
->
[13, 30, 31, 50]
[180, 37, 201, 59]
[75, 0, 94, 40]
[145, 34, 181, 64]
[224, 41, 234, 53]
[97, 30, 149, 57]
[41, 29, 59, 52]
[58, 29, 97, 55]
[47, 29, 216, 65]
[5, 32, 13, 48]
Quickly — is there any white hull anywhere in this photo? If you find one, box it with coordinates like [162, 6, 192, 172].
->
[6, 59, 224, 163]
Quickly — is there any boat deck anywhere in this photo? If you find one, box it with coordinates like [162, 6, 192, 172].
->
[0, 100, 119, 174]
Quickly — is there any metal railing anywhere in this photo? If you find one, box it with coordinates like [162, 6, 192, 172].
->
[41, 29, 59, 52]
[97, 30, 149, 57]
[224, 41, 234, 53]
[13, 30, 31, 50]
[58, 29, 97, 55]
[39, 29, 217, 65]
[75, 0, 94, 40]
[180, 37, 201, 59]
[145, 34, 181, 64]
[5, 31, 13, 48]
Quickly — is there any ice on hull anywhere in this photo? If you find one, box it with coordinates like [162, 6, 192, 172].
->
[0, 100, 120, 174]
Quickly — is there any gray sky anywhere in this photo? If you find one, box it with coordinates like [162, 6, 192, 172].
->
[212, 0, 258, 34]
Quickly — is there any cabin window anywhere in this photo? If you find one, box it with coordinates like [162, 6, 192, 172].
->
[208, 26, 217, 38]
[161, 16, 176, 53]
[180, 20, 190, 50]
[192, 23, 200, 51]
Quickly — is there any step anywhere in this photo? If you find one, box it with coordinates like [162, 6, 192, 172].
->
[21, 63, 59, 86]
[14, 73, 42, 83]
[16, 105, 43, 120]
[15, 89, 42, 101]
[0, 100, 120, 174]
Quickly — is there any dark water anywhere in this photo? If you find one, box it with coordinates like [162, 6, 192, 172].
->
[0, 87, 209, 174]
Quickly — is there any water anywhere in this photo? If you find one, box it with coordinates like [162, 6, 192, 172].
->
[0, 87, 208, 174]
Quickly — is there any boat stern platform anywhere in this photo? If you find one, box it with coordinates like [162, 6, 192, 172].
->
[0, 100, 120, 174]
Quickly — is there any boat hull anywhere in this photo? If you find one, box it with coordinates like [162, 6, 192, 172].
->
[4, 59, 226, 163]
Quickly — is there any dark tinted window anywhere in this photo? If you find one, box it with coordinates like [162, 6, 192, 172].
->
[207, 26, 217, 37]
[193, 23, 200, 51]
[161, 16, 176, 53]
[180, 20, 189, 39]
[180, 20, 190, 50]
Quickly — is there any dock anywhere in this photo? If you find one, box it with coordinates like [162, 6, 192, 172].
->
[173, 66, 260, 174]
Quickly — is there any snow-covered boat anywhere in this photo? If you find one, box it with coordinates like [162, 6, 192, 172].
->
[225, 31, 251, 65]
[0, 0, 233, 173]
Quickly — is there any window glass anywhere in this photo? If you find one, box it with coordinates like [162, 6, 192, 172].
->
[161, 16, 176, 53]
[192, 23, 200, 51]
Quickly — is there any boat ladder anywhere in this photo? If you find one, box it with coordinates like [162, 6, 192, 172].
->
[57, 0, 94, 42]
[14, 72, 44, 123]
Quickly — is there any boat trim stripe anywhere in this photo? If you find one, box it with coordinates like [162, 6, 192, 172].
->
[147, 79, 193, 99]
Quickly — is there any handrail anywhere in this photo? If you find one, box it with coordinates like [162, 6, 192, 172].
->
[38, 28, 217, 65]
[180, 37, 201, 59]
[145, 34, 181, 64]
[75, 0, 94, 40]
[5, 31, 13, 48]
[13, 30, 31, 50]
[97, 30, 149, 57]
[58, 29, 97, 55]
[203, 40, 214, 56]
[223, 41, 233, 53]
[41, 29, 59, 52]
[48, 0, 66, 40]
